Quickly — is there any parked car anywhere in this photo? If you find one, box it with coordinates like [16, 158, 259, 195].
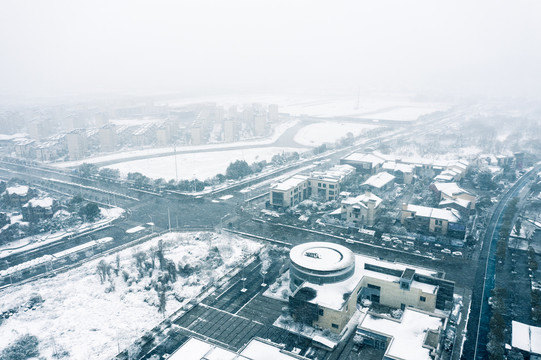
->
[441, 248, 451, 254]
[452, 251, 463, 257]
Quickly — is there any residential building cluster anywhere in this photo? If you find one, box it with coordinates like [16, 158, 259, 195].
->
[269, 164, 355, 208]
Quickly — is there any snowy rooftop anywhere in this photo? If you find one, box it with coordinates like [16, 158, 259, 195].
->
[240, 338, 304, 360]
[169, 337, 245, 360]
[382, 161, 414, 173]
[432, 182, 472, 197]
[439, 198, 471, 210]
[271, 174, 308, 192]
[168, 337, 301, 360]
[343, 152, 385, 166]
[24, 197, 54, 209]
[0, 133, 28, 141]
[512, 320, 541, 355]
[433, 173, 455, 182]
[310, 164, 355, 182]
[295, 249, 439, 311]
[403, 204, 461, 223]
[342, 192, 382, 209]
[362, 171, 395, 189]
[359, 308, 445, 360]
[290, 242, 354, 273]
[5, 185, 29, 196]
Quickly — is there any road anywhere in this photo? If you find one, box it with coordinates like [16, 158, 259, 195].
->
[462, 165, 540, 360]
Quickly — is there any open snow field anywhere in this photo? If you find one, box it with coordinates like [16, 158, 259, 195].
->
[293, 121, 380, 146]
[0, 232, 262, 359]
[102, 146, 306, 181]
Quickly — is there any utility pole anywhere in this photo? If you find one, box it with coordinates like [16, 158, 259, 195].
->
[167, 208, 171, 232]
[174, 144, 178, 182]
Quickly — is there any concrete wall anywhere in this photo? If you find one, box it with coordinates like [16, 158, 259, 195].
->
[361, 276, 437, 313]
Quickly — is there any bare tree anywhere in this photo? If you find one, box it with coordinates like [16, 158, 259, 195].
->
[157, 283, 167, 315]
[97, 260, 111, 284]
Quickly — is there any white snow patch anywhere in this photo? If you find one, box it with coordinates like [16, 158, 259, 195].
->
[293, 121, 380, 147]
[0, 232, 262, 360]
[102, 147, 306, 181]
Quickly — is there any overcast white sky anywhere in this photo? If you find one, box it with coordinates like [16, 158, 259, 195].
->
[1, 0, 540, 100]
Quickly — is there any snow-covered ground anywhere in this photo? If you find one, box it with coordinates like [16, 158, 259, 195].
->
[102, 146, 306, 181]
[0, 207, 124, 259]
[365, 106, 444, 121]
[51, 120, 299, 169]
[293, 121, 380, 146]
[0, 231, 262, 359]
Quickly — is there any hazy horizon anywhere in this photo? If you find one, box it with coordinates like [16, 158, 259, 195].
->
[1, 0, 541, 102]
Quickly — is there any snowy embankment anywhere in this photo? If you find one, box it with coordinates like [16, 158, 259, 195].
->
[102, 146, 306, 181]
[0, 231, 262, 360]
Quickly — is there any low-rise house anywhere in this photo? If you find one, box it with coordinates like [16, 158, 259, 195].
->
[269, 175, 309, 209]
[401, 203, 465, 238]
[362, 171, 395, 194]
[445, 160, 469, 180]
[22, 197, 59, 222]
[438, 198, 471, 215]
[341, 191, 382, 227]
[430, 182, 476, 210]
[3, 185, 35, 207]
[269, 165, 355, 209]
[382, 161, 414, 184]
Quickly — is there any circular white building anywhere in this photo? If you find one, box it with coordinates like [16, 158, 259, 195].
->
[289, 242, 355, 291]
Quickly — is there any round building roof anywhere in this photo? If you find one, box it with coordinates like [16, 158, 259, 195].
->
[290, 242, 354, 273]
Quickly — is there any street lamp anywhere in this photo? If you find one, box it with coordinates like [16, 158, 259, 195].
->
[148, 215, 154, 233]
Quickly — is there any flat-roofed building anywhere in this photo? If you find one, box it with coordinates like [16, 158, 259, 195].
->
[269, 165, 355, 209]
[357, 307, 447, 360]
[66, 129, 87, 160]
[308, 164, 355, 201]
[268, 104, 279, 122]
[168, 337, 307, 360]
[401, 203, 465, 238]
[269, 175, 309, 209]
[254, 113, 266, 136]
[288, 242, 453, 334]
[190, 122, 202, 145]
[99, 124, 116, 152]
[223, 118, 237, 142]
